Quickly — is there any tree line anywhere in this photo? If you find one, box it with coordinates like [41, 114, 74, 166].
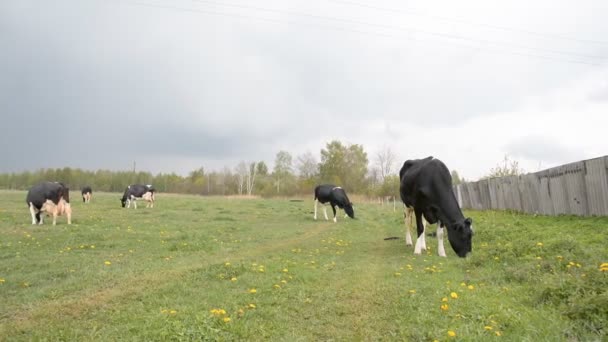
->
[0, 140, 472, 197]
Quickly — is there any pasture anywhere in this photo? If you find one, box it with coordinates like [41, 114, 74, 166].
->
[0, 190, 606, 341]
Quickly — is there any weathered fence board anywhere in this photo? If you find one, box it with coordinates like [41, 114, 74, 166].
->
[457, 155, 608, 216]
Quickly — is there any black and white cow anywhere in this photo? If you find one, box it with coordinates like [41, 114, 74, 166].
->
[399, 157, 473, 258]
[313, 184, 355, 222]
[26, 181, 72, 225]
[121, 184, 155, 209]
[81, 186, 92, 203]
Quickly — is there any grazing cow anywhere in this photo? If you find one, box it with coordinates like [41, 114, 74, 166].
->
[399, 157, 473, 258]
[81, 186, 92, 203]
[314, 184, 355, 222]
[26, 181, 72, 225]
[121, 184, 155, 209]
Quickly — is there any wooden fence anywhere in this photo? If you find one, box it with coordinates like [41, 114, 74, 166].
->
[455, 155, 608, 216]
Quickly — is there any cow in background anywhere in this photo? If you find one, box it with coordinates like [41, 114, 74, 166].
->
[81, 186, 92, 203]
[399, 157, 473, 258]
[314, 184, 355, 222]
[26, 181, 72, 225]
[121, 184, 155, 209]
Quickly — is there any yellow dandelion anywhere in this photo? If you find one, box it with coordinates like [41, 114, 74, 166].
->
[225, 262, 231, 266]
[238, 308, 244, 315]
[273, 284, 281, 289]
[468, 285, 475, 290]
[460, 282, 466, 286]
[0, 278, 5, 284]
[484, 326, 493, 331]
[104, 261, 111, 265]
[495, 331, 502, 336]
[409, 289, 416, 294]
[440, 304, 449, 311]
[282, 268, 288, 273]
[169, 310, 177, 315]
[249, 288, 257, 294]
[395, 272, 402, 276]
[231, 277, 237, 282]
[600, 262, 608, 268]
[248, 303, 256, 309]
[441, 297, 448, 302]
[536, 242, 543, 247]
[450, 292, 458, 299]
[281, 280, 287, 284]
[447, 330, 456, 337]
[223, 317, 231, 323]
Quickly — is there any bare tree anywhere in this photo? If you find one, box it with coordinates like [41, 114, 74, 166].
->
[235, 162, 247, 195]
[375, 146, 396, 181]
[246, 162, 258, 195]
[296, 152, 318, 179]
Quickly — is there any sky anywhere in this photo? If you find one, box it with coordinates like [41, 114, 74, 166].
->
[2, 0, 608, 180]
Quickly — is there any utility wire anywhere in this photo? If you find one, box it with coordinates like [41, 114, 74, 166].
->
[328, 0, 608, 46]
[111, 0, 601, 66]
[184, 0, 606, 61]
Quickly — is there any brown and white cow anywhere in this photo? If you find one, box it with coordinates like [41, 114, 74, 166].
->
[26, 181, 72, 226]
[81, 186, 92, 203]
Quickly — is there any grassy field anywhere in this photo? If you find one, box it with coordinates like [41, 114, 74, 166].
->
[0, 190, 606, 341]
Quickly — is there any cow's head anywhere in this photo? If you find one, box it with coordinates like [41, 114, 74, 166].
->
[447, 217, 473, 258]
[344, 202, 355, 219]
[120, 196, 127, 208]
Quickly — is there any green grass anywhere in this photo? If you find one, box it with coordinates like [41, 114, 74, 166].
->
[0, 190, 606, 341]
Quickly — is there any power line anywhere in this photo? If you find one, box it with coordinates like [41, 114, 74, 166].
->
[110, 0, 601, 66]
[328, 0, 608, 46]
[183, 0, 606, 61]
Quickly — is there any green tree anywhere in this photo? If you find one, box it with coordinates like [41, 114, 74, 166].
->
[451, 170, 462, 185]
[319, 140, 368, 193]
[485, 155, 525, 179]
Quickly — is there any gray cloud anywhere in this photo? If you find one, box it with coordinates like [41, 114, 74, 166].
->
[505, 136, 581, 164]
[1, 0, 607, 176]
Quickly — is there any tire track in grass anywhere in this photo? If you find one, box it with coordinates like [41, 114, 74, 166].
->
[3, 221, 335, 333]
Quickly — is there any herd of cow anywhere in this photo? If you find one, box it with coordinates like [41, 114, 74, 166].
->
[24, 157, 473, 258]
[25, 183, 156, 226]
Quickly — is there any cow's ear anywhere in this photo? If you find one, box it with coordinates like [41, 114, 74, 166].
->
[464, 218, 472, 226]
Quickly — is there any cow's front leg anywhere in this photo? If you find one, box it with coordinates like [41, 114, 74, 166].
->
[133, 199, 137, 209]
[437, 221, 446, 257]
[331, 205, 337, 223]
[314, 199, 318, 220]
[323, 206, 329, 220]
[413, 209, 426, 255]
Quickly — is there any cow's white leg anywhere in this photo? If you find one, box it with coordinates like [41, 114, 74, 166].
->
[437, 223, 446, 257]
[323, 206, 329, 220]
[314, 199, 318, 220]
[134, 199, 137, 209]
[404, 208, 413, 246]
[414, 226, 425, 254]
[29, 203, 37, 225]
[52, 208, 58, 226]
[65, 203, 72, 225]
[332, 206, 337, 223]
[419, 219, 427, 251]
[126, 199, 131, 209]
[413, 211, 426, 255]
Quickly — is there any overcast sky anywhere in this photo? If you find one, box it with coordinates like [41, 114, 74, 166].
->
[2, 0, 608, 180]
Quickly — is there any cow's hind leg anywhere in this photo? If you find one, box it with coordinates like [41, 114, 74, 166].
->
[29, 203, 38, 225]
[437, 221, 446, 257]
[404, 206, 413, 246]
[323, 206, 329, 221]
[314, 199, 318, 220]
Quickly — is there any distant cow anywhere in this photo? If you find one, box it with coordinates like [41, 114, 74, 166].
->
[399, 157, 473, 258]
[81, 186, 92, 203]
[26, 181, 72, 225]
[121, 184, 155, 209]
[314, 184, 354, 222]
